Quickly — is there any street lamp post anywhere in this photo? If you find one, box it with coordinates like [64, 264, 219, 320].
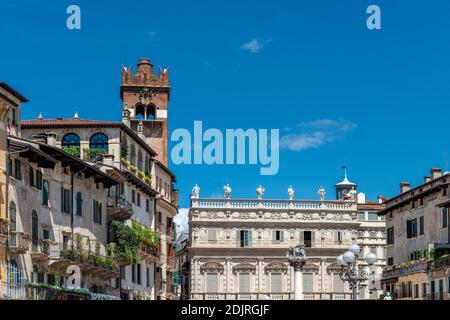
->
[336, 243, 377, 300]
[287, 244, 308, 300]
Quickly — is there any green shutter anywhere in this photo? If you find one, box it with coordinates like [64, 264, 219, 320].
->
[99, 203, 102, 225]
[61, 187, 64, 212]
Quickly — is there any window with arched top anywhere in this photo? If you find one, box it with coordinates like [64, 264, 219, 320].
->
[90, 133, 109, 152]
[62, 133, 81, 149]
[9, 202, 16, 232]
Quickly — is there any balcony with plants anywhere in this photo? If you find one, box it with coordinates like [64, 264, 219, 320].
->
[82, 148, 108, 161]
[110, 220, 159, 266]
[120, 157, 152, 186]
[107, 194, 133, 221]
[62, 146, 81, 158]
[52, 235, 119, 280]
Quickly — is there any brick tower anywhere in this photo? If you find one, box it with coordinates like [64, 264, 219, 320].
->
[120, 58, 170, 165]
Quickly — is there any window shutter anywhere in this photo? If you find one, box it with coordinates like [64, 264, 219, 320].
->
[248, 230, 252, 247]
[303, 273, 313, 293]
[280, 231, 284, 242]
[311, 231, 315, 247]
[271, 273, 282, 293]
[207, 273, 218, 293]
[69, 189, 73, 215]
[299, 231, 304, 245]
[334, 230, 339, 242]
[237, 230, 240, 247]
[93, 200, 96, 222]
[99, 203, 102, 225]
[239, 273, 250, 293]
[272, 230, 276, 241]
[61, 187, 64, 212]
[407, 220, 412, 238]
[333, 273, 344, 292]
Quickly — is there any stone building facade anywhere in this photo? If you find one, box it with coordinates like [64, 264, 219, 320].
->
[0, 83, 28, 298]
[379, 168, 450, 300]
[188, 173, 385, 300]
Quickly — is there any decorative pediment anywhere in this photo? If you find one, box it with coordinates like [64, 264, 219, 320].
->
[265, 262, 288, 273]
[233, 263, 256, 273]
[200, 262, 224, 273]
[303, 261, 320, 272]
[327, 262, 343, 273]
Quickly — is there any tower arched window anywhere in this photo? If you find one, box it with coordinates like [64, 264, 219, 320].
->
[62, 133, 81, 150]
[90, 133, 109, 153]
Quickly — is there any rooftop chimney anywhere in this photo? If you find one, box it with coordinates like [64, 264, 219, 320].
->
[378, 195, 387, 204]
[400, 182, 410, 194]
[424, 176, 431, 183]
[430, 168, 442, 180]
[46, 132, 57, 147]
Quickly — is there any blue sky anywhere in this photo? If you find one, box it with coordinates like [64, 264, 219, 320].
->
[1, 0, 450, 213]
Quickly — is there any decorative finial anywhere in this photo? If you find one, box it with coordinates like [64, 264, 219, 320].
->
[37, 112, 43, 120]
[74, 112, 79, 119]
[342, 165, 348, 180]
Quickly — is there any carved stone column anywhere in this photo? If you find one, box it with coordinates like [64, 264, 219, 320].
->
[287, 244, 307, 300]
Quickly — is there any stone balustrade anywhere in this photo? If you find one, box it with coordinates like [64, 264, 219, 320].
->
[191, 198, 357, 211]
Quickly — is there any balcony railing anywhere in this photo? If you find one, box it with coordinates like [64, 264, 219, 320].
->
[190, 292, 352, 300]
[382, 261, 428, 279]
[193, 239, 352, 249]
[9, 232, 31, 253]
[107, 196, 133, 221]
[31, 239, 60, 260]
[426, 292, 449, 301]
[191, 198, 357, 211]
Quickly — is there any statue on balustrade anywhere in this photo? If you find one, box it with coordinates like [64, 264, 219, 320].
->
[223, 184, 232, 199]
[256, 185, 265, 200]
[318, 186, 326, 200]
[191, 184, 200, 198]
[287, 185, 295, 200]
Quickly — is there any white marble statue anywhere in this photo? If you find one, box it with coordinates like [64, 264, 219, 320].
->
[318, 186, 326, 200]
[223, 184, 232, 199]
[345, 189, 357, 201]
[191, 184, 200, 198]
[256, 185, 265, 200]
[287, 185, 295, 200]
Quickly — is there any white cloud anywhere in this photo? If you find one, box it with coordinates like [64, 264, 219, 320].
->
[280, 119, 356, 152]
[174, 208, 189, 235]
[241, 39, 265, 53]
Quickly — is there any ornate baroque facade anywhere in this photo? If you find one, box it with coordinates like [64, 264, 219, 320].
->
[188, 175, 386, 300]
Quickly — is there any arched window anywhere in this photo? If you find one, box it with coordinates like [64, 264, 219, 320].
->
[135, 105, 146, 120]
[31, 210, 38, 251]
[42, 180, 49, 205]
[90, 133, 109, 152]
[146, 105, 156, 120]
[62, 133, 81, 149]
[9, 202, 16, 232]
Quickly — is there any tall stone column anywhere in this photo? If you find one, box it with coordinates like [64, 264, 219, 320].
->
[287, 244, 307, 300]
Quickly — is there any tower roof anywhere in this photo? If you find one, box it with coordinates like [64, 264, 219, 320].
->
[335, 166, 356, 187]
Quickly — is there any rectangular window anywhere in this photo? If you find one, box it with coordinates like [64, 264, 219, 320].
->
[132, 189, 136, 203]
[131, 265, 136, 283]
[63, 235, 69, 250]
[61, 188, 71, 214]
[387, 257, 394, 266]
[335, 230, 343, 243]
[136, 263, 141, 285]
[14, 159, 21, 180]
[29, 166, 34, 187]
[303, 231, 313, 247]
[93, 200, 102, 224]
[137, 193, 141, 207]
[414, 284, 419, 298]
[207, 273, 218, 293]
[406, 219, 417, 238]
[422, 283, 427, 297]
[36, 171, 43, 189]
[146, 199, 150, 212]
[442, 208, 448, 228]
[146, 267, 150, 287]
[208, 229, 217, 241]
[387, 227, 394, 244]
[239, 230, 250, 248]
[271, 273, 282, 293]
[368, 212, 378, 221]
[419, 216, 424, 235]
[303, 273, 313, 293]
[357, 212, 366, 221]
[43, 229, 49, 240]
[333, 273, 344, 292]
[76, 192, 83, 216]
[273, 230, 284, 241]
[239, 273, 250, 293]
